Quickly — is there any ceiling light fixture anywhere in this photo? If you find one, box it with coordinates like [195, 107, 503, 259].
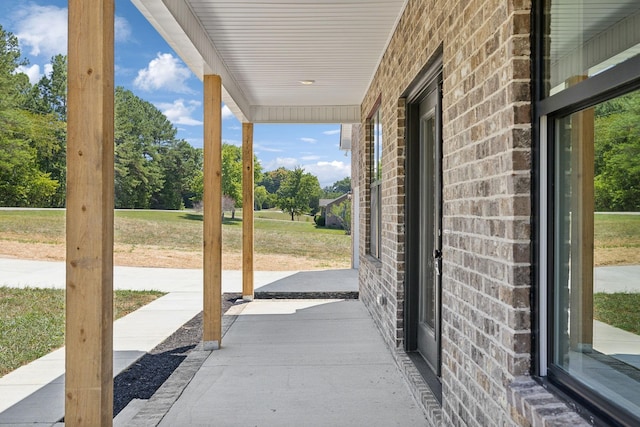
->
[299, 80, 315, 85]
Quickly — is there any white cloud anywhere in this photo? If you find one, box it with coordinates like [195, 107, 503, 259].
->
[13, 4, 131, 57]
[323, 129, 341, 135]
[304, 160, 351, 188]
[266, 157, 299, 170]
[301, 155, 321, 161]
[16, 64, 42, 84]
[222, 105, 234, 120]
[263, 158, 351, 187]
[254, 144, 283, 153]
[156, 99, 203, 126]
[14, 4, 67, 57]
[300, 137, 317, 143]
[114, 16, 132, 43]
[134, 53, 193, 93]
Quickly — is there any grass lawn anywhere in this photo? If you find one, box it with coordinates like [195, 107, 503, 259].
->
[0, 208, 351, 269]
[594, 292, 640, 335]
[594, 214, 640, 266]
[250, 209, 315, 222]
[1, 209, 638, 267]
[0, 287, 164, 377]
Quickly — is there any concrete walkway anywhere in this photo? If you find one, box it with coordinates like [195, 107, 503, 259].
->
[594, 265, 640, 293]
[0, 259, 368, 425]
[0, 258, 298, 293]
[155, 299, 427, 427]
[0, 290, 202, 424]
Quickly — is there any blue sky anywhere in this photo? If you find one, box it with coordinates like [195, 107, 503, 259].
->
[0, 0, 351, 188]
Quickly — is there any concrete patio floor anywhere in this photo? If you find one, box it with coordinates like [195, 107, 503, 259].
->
[4, 259, 637, 425]
[0, 259, 430, 426]
[138, 299, 428, 426]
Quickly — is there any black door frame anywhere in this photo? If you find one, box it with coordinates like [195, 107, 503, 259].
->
[403, 54, 443, 399]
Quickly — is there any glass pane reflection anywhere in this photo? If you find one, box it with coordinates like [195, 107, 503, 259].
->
[545, 0, 640, 96]
[553, 89, 640, 416]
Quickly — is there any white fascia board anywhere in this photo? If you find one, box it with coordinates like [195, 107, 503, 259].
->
[132, 0, 251, 123]
[250, 105, 361, 124]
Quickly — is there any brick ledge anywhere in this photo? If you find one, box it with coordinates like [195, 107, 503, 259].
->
[507, 377, 591, 426]
[392, 349, 442, 427]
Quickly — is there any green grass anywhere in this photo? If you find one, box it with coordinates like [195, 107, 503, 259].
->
[594, 214, 640, 266]
[594, 214, 640, 249]
[0, 209, 66, 244]
[594, 292, 640, 335]
[0, 287, 164, 377]
[0, 208, 350, 262]
[250, 209, 314, 222]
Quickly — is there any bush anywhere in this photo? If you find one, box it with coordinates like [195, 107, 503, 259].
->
[330, 199, 351, 235]
[314, 214, 326, 226]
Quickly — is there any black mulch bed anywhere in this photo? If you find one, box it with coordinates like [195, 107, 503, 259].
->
[112, 293, 243, 417]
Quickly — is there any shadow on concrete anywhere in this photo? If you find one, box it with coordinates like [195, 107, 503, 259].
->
[255, 268, 358, 299]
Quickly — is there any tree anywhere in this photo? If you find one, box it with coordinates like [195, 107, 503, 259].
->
[276, 167, 322, 220]
[189, 169, 204, 209]
[222, 194, 236, 218]
[0, 111, 58, 206]
[330, 198, 352, 235]
[221, 143, 243, 215]
[254, 185, 268, 210]
[307, 174, 323, 215]
[114, 87, 169, 208]
[23, 54, 67, 120]
[220, 143, 264, 217]
[328, 176, 351, 194]
[0, 36, 204, 210]
[594, 91, 640, 211]
[22, 54, 68, 207]
[0, 25, 27, 111]
[321, 177, 351, 201]
[0, 25, 58, 206]
[260, 167, 289, 194]
[154, 141, 202, 209]
[190, 144, 263, 213]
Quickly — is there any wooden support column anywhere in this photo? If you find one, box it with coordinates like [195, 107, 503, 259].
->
[568, 75, 595, 351]
[203, 75, 223, 349]
[66, 0, 114, 425]
[242, 123, 255, 299]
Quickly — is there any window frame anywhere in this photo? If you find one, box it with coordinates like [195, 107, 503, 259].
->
[367, 98, 382, 260]
[534, 3, 640, 425]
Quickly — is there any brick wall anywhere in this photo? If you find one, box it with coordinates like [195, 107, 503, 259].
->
[356, 0, 543, 425]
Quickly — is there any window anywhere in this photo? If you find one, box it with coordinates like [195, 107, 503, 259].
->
[368, 106, 382, 259]
[537, 1, 640, 425]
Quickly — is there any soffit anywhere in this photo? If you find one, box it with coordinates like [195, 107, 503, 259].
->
[132, 0, 408, 123]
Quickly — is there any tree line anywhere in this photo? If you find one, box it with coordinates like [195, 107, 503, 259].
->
[594, 90, 640, 211]
[0, 26, 201, 209]
[193, 146, 351, 221]
[0, 25, 350, 216]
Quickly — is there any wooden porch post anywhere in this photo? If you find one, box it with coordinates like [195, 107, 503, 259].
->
[65, 0, 114, 425]
[568, 75, 595, 351]
[203, 75, 223, 348]
[242, 123, 255, 299]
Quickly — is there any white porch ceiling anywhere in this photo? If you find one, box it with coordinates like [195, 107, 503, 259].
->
[132, 0, 408, 123]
